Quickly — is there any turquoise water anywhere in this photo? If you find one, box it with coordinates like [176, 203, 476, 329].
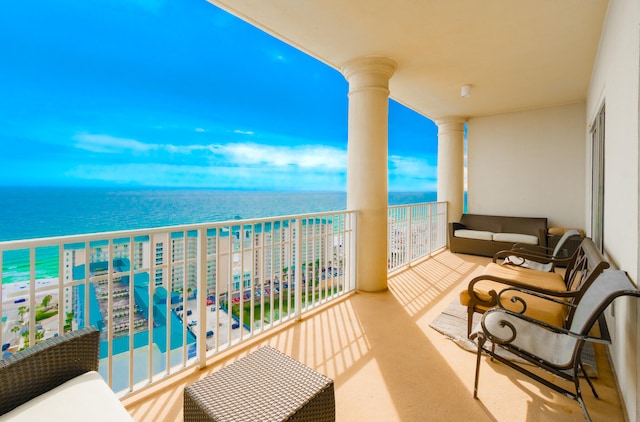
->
[2, 247, 59, 284]
[1, 187, 436, 284]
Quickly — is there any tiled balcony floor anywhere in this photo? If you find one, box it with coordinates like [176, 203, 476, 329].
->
[123, 250, 625, 421]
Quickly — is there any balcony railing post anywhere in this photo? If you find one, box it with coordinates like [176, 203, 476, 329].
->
[407, 207, 413, 265]
[127, 236, 135, 392]
[427, 204, 433, 256]
[146, 241, 154, 385]
[197, 228, 208, 369]
[28, 248, 36, 349]
[294, 219, 302, 321]
[107, 239, 114, 388]
[349, 212, 357, 291]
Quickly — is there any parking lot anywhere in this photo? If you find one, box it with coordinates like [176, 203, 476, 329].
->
[179, 299, 249, 351]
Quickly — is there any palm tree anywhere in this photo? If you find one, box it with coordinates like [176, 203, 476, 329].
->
[41, 294, 53, 310]
[17, 306, 28, 323]
[10, 325, 20, 342]
[64, 312, 74, 332]
[21, 330, 29, 349]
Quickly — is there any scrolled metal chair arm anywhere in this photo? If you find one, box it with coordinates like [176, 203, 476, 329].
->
[496, 286, 578, 311]
[481, 316, 517, 345]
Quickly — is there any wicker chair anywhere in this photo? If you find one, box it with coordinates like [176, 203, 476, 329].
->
[0, 326, 132, 421]
[471, 269, 640, 422]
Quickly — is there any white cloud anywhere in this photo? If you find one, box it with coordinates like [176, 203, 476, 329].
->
[389, 155, 436, 177]
[195, 128, 206, 133]
[218, 143, 346, 169]
[165, 144, 210, 154]
[67, 162, 346, 191]
[73, 133, 158, 154]
[233, 129, 254, 135]
[388, 155, 437, 191]
[73, 133, 209, 156]
[69, 134, 440, 191]
[72, 133, 347, 171]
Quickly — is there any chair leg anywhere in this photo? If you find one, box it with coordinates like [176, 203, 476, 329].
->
[576, 395, 592, 422]
[579, 362, 599, 399]
[574, 367, 593, 422]
[467, 306, 475, 338]
[473, 333, 486, 399]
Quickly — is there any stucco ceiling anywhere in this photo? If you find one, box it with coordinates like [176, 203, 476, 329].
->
[207, 0, 608, 121]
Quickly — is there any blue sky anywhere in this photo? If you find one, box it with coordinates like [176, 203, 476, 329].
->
[0, 0, 438, 192]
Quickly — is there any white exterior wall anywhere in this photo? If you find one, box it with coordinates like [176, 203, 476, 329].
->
[467, 103, 586, 229]
[586, 0, 640, 420]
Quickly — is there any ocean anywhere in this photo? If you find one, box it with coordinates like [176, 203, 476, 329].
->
[1, 187, 437, 283]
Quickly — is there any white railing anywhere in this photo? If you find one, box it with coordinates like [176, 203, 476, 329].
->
[387, 202, 448, 272]
[0, 202, 446, 397]
[0, 211, 356, 396]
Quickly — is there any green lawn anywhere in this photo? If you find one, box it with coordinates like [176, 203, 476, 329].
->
[227, 287, 342, 327]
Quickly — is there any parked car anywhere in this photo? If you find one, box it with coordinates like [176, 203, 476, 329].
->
[232, 322, 240, 329]
[206, 330, 214, 338]
[186, 310, 192, 316]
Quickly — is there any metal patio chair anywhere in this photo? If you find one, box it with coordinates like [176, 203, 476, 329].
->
[471, 269, 640, 421]
[494, 229, 582, 272]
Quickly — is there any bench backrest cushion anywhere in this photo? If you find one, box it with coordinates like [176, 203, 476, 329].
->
[460, 214, 547, 237]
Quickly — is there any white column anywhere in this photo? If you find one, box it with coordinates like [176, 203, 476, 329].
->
[436, 116, 466, 223]
[341, 56, 397, 292]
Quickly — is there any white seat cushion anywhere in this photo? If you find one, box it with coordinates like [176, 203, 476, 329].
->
[0, 371, 133, 422]
[503, 255, 553, 272]
[479, 310, 577, 366]
[454, 229, 494, 241]
[492, 232, 538, 245]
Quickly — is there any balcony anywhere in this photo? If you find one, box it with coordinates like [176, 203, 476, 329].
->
[124, 250, 624, 421]
[121, 249, 623, 421]
[0, 202, 625, 421]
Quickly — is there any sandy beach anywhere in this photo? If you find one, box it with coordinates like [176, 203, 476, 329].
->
[2, 278, 60, 298]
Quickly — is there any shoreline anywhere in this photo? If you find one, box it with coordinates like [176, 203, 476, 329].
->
[2, 278, 60, 297]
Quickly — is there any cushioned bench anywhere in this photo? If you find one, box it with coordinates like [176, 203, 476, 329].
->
[449, 214, 548, 257]
[460, 237, 609, 336]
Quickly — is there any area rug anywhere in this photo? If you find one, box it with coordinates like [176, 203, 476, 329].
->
[429, 300, 598, 378]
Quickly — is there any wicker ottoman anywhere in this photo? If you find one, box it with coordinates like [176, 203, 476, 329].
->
[184, 345, 335, 422]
